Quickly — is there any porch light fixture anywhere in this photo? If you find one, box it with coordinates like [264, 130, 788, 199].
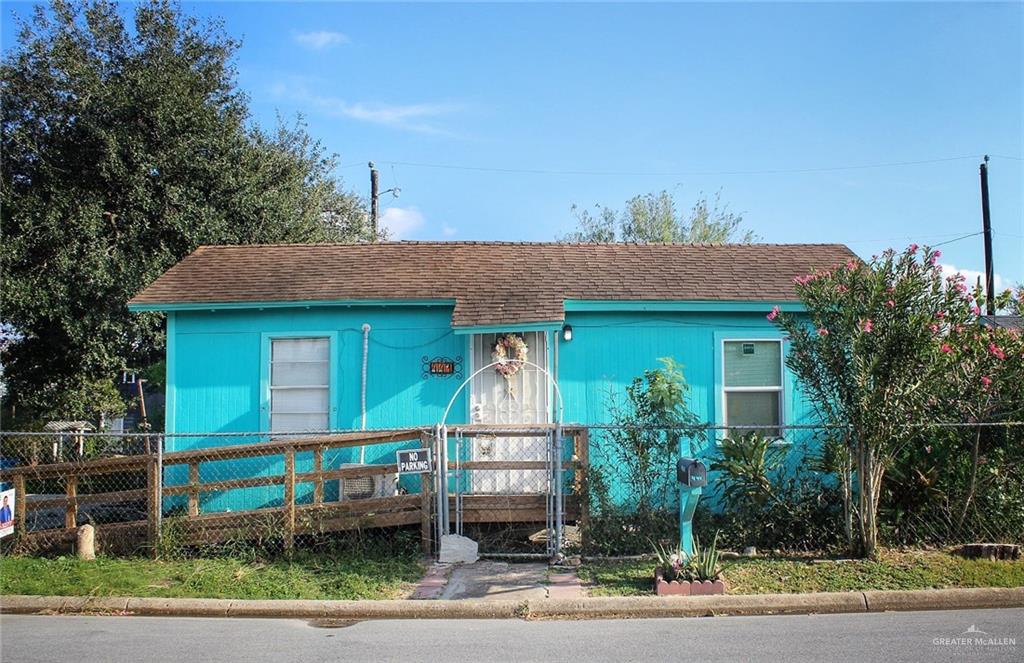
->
[562, 324, 573, 342]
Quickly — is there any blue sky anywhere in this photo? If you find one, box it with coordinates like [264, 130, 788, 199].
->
[3, 2, 1022, 287]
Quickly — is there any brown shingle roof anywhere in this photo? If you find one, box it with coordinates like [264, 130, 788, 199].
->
[129, 242, 858, 327]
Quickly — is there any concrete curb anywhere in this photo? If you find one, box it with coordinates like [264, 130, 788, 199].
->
[2, 587, 1022, 621]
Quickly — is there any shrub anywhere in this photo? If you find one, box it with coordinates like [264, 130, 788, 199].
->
[705, 433, 843, 552]
[582, 358, 706, 555]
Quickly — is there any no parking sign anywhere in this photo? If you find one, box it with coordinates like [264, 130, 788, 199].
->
[396, 449, 432, 475]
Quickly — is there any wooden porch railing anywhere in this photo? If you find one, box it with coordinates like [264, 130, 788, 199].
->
[0, 426, 590, 557]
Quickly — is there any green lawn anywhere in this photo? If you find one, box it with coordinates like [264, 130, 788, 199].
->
[0, 551, 424, 600]
[578, 549, 1024, 597]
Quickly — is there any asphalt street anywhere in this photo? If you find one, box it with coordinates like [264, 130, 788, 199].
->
[1, 608, 1021, 663]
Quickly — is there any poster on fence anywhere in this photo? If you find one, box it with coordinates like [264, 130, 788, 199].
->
[0, 488, 14, 538]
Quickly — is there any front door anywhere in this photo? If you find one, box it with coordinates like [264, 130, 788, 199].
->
[469, 331, 549, 493]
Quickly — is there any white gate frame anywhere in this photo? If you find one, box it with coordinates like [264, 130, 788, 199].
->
[436, 360, 565, 558]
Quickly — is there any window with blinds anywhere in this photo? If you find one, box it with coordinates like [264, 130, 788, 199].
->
[723, 340, 783, 439]
[270, 337, 330, 433]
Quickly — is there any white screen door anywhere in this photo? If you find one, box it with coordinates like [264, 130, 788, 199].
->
[270, 337, 330, 433]
[469, 331, 549, 493]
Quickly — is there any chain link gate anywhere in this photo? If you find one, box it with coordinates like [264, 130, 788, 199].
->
[432, 423, 570, 559]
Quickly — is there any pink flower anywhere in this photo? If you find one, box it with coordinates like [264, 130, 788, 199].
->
[861, 319, 874, 333]
[836, 284, 848, 293]
[767, 306, 780, 321]
[940, 343, 952, 353]
[971, 304, 981, 315]
[955, 283, 968, 294]
[817, 328, 830, 336]
[930, 324, 940, 334]
[930, 251, 941, 265]
[980, 376, 992, 388]
[886, 300, 895, 308]
[846, 259, 858, 270]
[989, 343, 1006, 360]
[793, 275, 811, 285]
[907, 243, 919, 253]
[935, 311, 945, 319]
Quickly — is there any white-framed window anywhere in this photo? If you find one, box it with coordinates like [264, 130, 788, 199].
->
[269, 337, 330, 433]
[722, 339, 783, 439]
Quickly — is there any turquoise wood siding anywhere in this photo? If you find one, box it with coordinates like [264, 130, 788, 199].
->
[164, 304, 819, 513]
[556, 311, 819, 507]
[165, 305, 468, 512]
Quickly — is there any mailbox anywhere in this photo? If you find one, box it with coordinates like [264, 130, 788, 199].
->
[677, 458, 707, 488]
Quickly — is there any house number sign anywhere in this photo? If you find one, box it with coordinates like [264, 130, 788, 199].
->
[421, 355, 463, 379]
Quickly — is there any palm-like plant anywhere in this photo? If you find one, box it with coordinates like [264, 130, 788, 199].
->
[711, 434, 784, 509]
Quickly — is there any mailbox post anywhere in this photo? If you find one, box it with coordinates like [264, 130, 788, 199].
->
[677, 455, 707, 556]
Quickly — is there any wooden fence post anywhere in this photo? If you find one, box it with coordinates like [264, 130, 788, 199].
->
[313, 447, 324, 506]
[187, 462, 200, 517]
[64, 474, 78, 530]
[13, 474, 26, 536]
[147, 457, 160, 558]
[283, 448, 296, 553]
[419, 431, 433, 556]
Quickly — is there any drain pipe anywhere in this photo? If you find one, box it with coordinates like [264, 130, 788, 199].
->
[359, 323, 371, 464]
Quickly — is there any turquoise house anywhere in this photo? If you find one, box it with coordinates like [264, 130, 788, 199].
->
[129, 241, 855, 511]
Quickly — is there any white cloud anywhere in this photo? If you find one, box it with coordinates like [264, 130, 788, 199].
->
[442, 224, 457, 238]
[269, 82, 459, 135]
[939, 263, 1011, 294]
[293, 30, 349, 50]
[380, 207, 425, 240]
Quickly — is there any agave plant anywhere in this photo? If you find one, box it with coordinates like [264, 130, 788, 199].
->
[652, 540, 685, 581]
[684, 530, 722, 582]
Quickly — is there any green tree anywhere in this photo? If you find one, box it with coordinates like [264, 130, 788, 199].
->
[770, 245, 1019, 556]
[560, 190, 756, 243]
[932, 285, 1024, 535]
[0, 0, 373, 426]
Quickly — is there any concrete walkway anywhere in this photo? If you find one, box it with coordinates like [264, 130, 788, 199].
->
[411, 561, 584, 601]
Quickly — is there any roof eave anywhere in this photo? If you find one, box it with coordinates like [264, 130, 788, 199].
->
[126, 298, 458, 313]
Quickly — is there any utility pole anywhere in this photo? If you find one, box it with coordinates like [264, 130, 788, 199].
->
[369, 161, 380, 238]
[368, 162, 400, 241]
[979, 155, 995, 315]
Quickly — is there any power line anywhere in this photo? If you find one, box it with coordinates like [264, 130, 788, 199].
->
[930, 231, 984, 248]
[376, 155, 989, 178]
[840, 231, 986, 245]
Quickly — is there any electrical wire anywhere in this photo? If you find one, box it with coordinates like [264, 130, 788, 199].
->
[929, 232, 984, 248]
[376, 154, 989, 178]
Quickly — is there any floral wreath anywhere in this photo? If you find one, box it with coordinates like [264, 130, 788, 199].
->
[492, 334, 529, 379]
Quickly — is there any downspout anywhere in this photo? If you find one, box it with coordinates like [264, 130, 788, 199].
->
[360, 323, 371, 464]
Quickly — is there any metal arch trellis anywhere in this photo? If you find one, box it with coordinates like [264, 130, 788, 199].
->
[435, 359, 567, 559]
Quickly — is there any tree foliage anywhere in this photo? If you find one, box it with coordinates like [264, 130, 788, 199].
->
[560, 190, 756, 244]
[585, 358, 706, 554]
[771, 245, 1023, 556]
[1, 1, 372, 425]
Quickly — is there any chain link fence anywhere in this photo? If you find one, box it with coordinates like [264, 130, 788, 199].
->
[1, 421, 1021, 559]
[0, 431, 155, 555]
[433, 426, 584, 557]
[582, 421, 1024, 555]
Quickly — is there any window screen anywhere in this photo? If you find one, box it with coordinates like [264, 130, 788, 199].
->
[724, 341, 781, 387]
[270, 337, 329, 433]
[723, 340, 783, 438]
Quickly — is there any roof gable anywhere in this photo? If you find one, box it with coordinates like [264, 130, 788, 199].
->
[129, 242, 857, 327]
